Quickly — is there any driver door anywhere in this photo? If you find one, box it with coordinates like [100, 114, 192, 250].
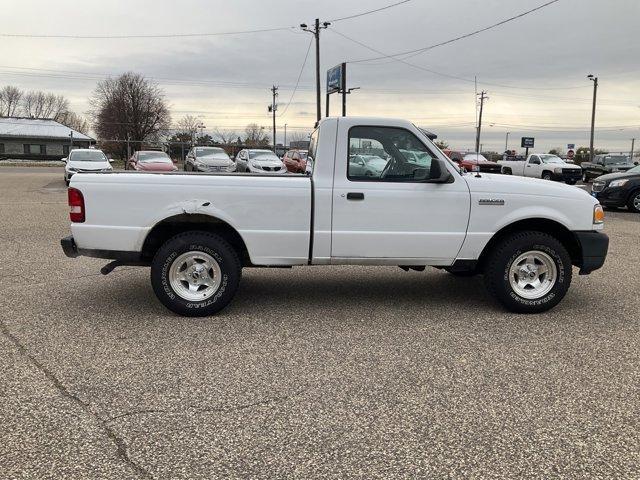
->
[525, 155, 541, 177]
[331, 122, 470, 264]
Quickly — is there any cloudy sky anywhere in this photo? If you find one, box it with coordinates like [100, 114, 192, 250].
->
[0, 0, 639, 153]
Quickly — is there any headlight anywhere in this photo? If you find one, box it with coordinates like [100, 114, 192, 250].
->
[250, 162, 261, 170]
[554, 167, 563, 174]
[68, 167, 78, 172]
[227, 163, 236, 172]
[593, 204, 605, 224]
[608, 179, 628, 188]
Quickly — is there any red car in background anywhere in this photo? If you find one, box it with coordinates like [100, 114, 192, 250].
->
[443, 149, 502, 174]
[126, 150, 178, 172]
[282, 149, 308, 173]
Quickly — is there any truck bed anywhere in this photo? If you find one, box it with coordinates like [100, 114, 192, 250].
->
[70, 172, 312, 265]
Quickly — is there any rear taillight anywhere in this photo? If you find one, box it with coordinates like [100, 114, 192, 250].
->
[68, 187, 85, 223]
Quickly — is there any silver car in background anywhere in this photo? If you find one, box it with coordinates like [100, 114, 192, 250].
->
[236, 149, 287, 174]
[184, 147, 236, 172]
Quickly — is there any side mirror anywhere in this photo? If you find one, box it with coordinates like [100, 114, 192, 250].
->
[61, 157, 67, 163]
[423, 159, 453, 183]
[108, 158, 114, 163]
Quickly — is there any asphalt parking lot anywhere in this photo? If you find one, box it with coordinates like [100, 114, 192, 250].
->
[0, 167, 638, 479]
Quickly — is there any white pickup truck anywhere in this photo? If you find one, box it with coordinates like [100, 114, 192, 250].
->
[499, 153, 582, 185]
[61, 117, 608, 316]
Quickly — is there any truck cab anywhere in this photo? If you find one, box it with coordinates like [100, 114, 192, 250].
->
[500, 154, 581, 184]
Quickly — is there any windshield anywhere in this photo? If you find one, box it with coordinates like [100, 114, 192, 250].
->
[196, 147, 225, 157]
[138, 151, 171, 163]
[603, 156, 630, 165]
[249, 150, 277, 159]
[69, 150, 107, 162]
[540, 155, 564, 164]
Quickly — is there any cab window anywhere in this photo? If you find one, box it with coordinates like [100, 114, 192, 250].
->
[348, 126, 435, 182]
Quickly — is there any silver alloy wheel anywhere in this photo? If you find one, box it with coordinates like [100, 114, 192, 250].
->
[169, 251, 222, 302]
[508, 250, 558, 300]
[633, 193, 640, 210]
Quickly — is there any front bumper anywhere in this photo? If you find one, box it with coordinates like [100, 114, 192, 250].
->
[594, 187, 628, 208]
[552, 169, 582, 182]
[248, 165, 288, 174]
[574, 231, 609, 274]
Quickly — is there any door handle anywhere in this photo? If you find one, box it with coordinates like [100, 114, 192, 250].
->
[346, 192, 365, 200]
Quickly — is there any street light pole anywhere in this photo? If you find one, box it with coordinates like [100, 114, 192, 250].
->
[588, 74, 598, 162]
[284, 124, 288, 148]
[505, 132, 510, 152]
[631, 138, 636, 163]
[301, 19, 330, 123]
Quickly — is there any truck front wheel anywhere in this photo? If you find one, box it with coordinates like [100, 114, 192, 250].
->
[484, 231, 572, 313]
[151, 231, 242, 317]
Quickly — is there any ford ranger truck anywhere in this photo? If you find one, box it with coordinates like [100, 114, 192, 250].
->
[61, 117, 609, 316]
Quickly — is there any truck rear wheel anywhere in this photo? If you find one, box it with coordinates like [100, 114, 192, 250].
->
[484, 231, 572, 313]
[151, 231, 241, 317]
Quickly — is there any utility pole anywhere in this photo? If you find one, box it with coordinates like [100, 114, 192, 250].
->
[475, 91, 488, 153]
[588, 74, 598, 162]
[301, 19, 331, 123]
[631, 138, 636, 163]
[269, 85, 278, 149]
[505, 132, 510, 152]
[284, 124, 288, 148]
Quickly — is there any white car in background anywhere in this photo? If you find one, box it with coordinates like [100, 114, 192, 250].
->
[63, 149, 113, 185]
[184, 147, 236, 173]
[236, 149, 287, 174]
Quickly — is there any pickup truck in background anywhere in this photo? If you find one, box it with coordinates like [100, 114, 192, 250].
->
[61, 117, 608, 317]
[499, 154, 582, 184]
[580, 154, 637, 183]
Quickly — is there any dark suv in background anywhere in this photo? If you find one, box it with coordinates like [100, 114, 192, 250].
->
[581, 154, 636, 182]
[591, 164, 640, 213]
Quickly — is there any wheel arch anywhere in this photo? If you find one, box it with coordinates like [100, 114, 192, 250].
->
[141, 213, 250, 265]
[477, 218, 582, 270]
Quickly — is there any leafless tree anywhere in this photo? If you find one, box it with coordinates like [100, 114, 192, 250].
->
[22, 91, 69, 120]
[89, 72, 171, 157]
[57, 111, 91, 135]
[288, 131, 310, 144]
[176, 114, 201, 140]
[0, 86, 23, 116]
[213, 128, 237, 145]
[243, 123, 269, 147]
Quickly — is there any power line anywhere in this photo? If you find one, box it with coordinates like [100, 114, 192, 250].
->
[0, 26, 297, 40]
[347, 0, 562, 64]
[331, 27, 590, 91]
[278, 36, 314, 117]
[328, 0, 413, 22]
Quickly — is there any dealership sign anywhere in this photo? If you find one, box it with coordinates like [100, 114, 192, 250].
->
[521, 137, 535, 148]
[327, 64, 342, 94]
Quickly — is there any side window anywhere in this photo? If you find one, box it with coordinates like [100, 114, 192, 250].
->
[529, 155, 540, 165]
[348, 126, 435, 182]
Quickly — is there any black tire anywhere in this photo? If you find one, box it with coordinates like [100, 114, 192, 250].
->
[627, 190, 640, 214]
[65, 179, 70, 186]
[484, 231, 572, 313]
[542, 171, 553, 181]
[503, 168, 512, 175]
[151, 231, 242, 317]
